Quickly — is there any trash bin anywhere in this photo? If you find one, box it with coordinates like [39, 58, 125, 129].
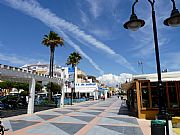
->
[151, 120, 166, 135]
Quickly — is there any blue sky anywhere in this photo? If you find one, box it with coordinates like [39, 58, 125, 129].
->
[0, 0, 180, 77]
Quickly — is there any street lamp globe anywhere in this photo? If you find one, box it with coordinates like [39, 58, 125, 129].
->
[164, 0, 180, 27]
[164, 9, 180, 27]
[123, 14, 145, 31]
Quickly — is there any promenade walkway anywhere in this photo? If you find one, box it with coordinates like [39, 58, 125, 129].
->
[2, 96, 150, 135]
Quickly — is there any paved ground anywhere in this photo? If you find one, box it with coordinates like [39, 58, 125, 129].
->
[1, 106, 56, 118]
[2, 96, 150, 135]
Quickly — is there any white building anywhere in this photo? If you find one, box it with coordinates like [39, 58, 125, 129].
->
[21, 63, 101, 100]
[63, 67, 99, 99]
[21, 62, 63, 78]
[21, 62, 67, 94]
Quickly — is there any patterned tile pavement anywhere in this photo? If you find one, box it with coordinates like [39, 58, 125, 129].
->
[2, 97, 151, 135]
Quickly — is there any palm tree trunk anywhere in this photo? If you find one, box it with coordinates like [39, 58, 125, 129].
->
[51, 48, 55, 77]
[48, 46, 55, 101]
[49, 51, 52, 77]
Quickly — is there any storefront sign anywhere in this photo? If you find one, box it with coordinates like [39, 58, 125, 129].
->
[75, 83, 97, 92]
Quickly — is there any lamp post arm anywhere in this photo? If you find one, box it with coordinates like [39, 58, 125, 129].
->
[171, 0, 177, 10]
[148, 0, 155, 10]
[132, 0, 138, 15]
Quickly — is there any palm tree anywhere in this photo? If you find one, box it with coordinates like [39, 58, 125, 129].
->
[66, 52, 82, 68]
[42, 31, 64, 77]
[42, 31, 64, 100]
[66, 52, 82, 105]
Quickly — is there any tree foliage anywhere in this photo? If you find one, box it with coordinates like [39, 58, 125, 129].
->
[66, 52, 82, 67]
[46, 82, 62, 94]
[42, 31, 64, 48]
[0, 81, 43, 92]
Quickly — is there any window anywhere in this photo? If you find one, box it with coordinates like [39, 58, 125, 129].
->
[133, 89, 137, 110]
[168, 82, 178, 108]
[141, 88, 150, 108]
[141, 82, 150, 108]
[141, 82, 149, 87]
[151, 82, 157, 86]
[151, 82, 167, 108]
[151, 84, 159, 108]
[127, 88, 137, 110]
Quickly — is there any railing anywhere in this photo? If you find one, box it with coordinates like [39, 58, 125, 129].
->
[0, 64, 61, 82]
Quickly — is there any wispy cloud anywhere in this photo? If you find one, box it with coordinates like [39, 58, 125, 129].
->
[58, 29, 104, 75]
[86, 0, 102, 18]
[162, 52, 180, 71]
[90, 28, 111, 39]
[1, 0, 104, 75]
[127, 1, 170, 57]
[1, 0, 135, 72]
[80, 9, 89, 27]
[81, 0, 122, 40]
[79, 0, 121, 40]
[86, 0, 121, 19]
[0, 52, 47, 65]
[0, 40, 47, 66]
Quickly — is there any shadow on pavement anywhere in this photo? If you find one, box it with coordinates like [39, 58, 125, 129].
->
[0, 106, 55, 118]
[118, 100, 136, 117]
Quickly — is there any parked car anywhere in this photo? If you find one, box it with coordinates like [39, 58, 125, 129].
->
[52, 94, 61, 98]
[0, 101, 4, 110]
[0, 95, 27, 109]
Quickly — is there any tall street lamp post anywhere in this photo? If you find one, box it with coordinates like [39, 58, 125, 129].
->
[124, 0, 180, 134]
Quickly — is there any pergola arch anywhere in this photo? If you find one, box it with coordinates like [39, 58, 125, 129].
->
[0, 64, 62, 114]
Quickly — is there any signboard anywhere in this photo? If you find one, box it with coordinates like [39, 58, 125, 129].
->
[75, 83, 96, 87]
[75, 83, 98, 92]
[98, 87, 109, 91]
[68, 67, 75, 72]
[68, 67, 75, 88]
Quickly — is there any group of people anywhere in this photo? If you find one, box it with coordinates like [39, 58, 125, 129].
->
[101, 94, 105, 100]
[117, 93, 123, 100]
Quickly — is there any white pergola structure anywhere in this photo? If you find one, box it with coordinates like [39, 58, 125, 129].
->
[0, 64, 62, 114]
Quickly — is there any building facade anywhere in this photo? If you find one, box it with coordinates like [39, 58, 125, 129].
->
[21, 62, 63, 78]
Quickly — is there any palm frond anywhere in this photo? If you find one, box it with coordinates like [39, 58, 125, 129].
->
[66, 52, 82, 67]
[42, 31, 64, 47]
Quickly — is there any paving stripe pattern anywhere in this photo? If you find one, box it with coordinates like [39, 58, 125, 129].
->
[2, 97, 149, 135]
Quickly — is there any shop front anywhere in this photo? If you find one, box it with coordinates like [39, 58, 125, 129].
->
[123, 72, 180, 119]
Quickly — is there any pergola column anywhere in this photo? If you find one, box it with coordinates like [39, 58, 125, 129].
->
[93, 90, 98, 100]
[27, 77, 36, 114]
[104, 90, 108, 99]
[60, 83, 65, 107]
